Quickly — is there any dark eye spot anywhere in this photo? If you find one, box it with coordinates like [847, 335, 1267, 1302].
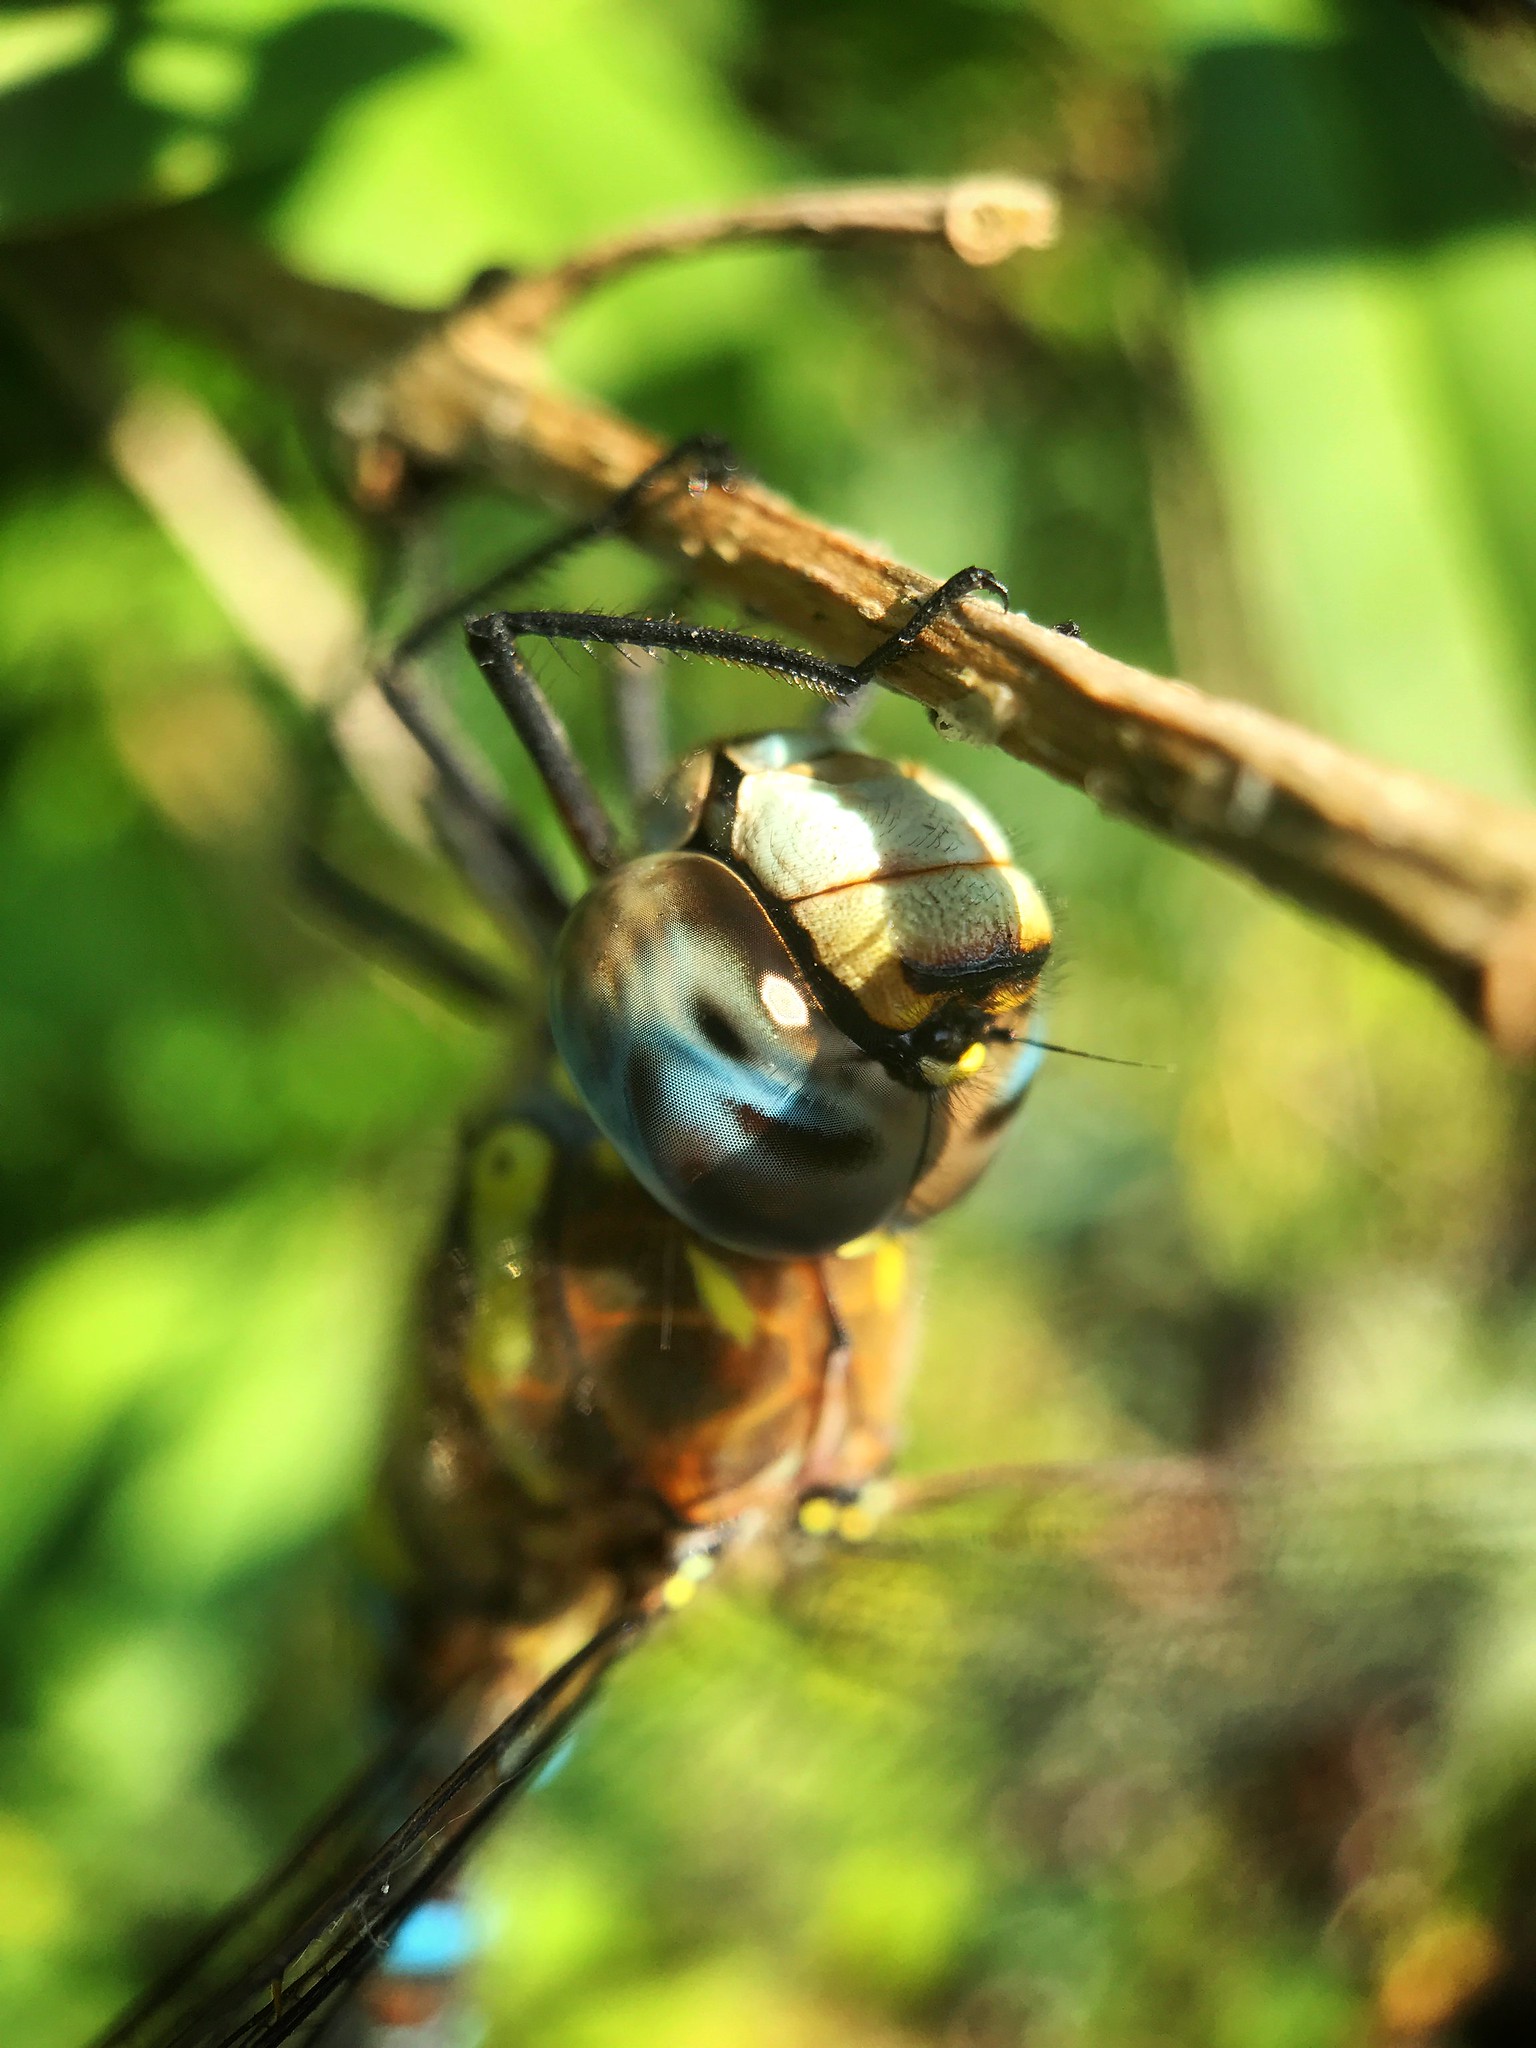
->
[694, 1000, 748, 1061]
[731, 1101, 876, 1172]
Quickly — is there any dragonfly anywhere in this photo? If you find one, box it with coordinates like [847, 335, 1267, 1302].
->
[89, 440, 1536, 2048]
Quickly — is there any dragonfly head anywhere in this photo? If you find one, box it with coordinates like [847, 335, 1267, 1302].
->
[552, 734, 1050, 1258]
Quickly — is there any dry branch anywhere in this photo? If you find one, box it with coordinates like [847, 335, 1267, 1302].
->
[344, 267, 1536, 1059]
[28, 183, 1536, 1056]
[478, 176, 1059, 338]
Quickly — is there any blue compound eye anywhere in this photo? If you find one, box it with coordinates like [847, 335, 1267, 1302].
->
[550, 852, 929, 1258]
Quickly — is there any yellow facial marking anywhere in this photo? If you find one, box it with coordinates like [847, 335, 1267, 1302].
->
[797, 1495, 839, 1537]
[835, 1501, 877, 1543]
[660, 1572, 699, 1611]
[918, 1042, 990, 1088]
[683, 1245, 758, 1345]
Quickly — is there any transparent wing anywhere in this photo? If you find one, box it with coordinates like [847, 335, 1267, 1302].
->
[94, 1453, 1535, 2047]
[424, 1452, 1536, 2048]
[92, 1617, 640, 2048]
[774, 1450, 1536, 1790]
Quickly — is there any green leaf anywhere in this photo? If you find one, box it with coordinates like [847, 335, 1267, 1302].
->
[0, 2, 453, 236]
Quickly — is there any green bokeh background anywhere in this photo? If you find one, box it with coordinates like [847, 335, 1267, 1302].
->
[4, 1, 1536, 2043]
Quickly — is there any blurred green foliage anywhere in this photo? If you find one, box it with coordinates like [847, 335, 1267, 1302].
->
[3, 0, 1536, 2044]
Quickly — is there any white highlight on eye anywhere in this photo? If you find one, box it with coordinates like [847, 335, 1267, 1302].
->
[760, 971, 809, 1030]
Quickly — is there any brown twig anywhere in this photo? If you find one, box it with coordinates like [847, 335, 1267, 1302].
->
[30, 186, 1536, 1056]
[478, 176, 1059, 337]
[339, 307, 1536, 1056]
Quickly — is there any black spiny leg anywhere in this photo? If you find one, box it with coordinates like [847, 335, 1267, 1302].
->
[381, 435, 739, 886]
[371, 661, 571, 948]
[462, 616, 625, 874]
[849, 566, 1009, 681]
[821, 567, 1012, 733]
[298, 851, 515, 1013]
[475, 564, 1011, 714]
[308, 441, 740, 995]
[393, 434, 738, 668]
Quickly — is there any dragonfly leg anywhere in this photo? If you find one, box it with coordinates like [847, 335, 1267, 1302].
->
[474, 563, 1011, 710]
[391, 434, 738, 670]
[368, 655, 572, 949]
[369, 439, 735, 928]
[817, 564, 1011, 733]
[296, 671, 565, 989]
[462, 616, 626, 874]
[298, 852, 516, 1013]
[847, 564, 1010, 682]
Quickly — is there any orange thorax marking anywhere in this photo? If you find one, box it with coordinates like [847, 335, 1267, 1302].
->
[477, 1128, 915, 1532]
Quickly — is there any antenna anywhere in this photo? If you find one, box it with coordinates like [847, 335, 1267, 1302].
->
[984, 1029, 1169, 1073]
[1029, 1038, 1170, 1073]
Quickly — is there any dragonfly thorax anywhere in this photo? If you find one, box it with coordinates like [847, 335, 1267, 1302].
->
[551, 733, 1051, 1258]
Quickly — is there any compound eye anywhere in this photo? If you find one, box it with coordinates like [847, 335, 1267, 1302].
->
[551, 853, 929, 1258]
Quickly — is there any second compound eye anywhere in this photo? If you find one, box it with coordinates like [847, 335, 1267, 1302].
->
[550, 852, 931, 1259]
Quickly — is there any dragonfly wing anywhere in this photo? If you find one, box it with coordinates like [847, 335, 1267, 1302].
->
[775, 1453, 1536, 1771]
[92, 1616, 641, 2048]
